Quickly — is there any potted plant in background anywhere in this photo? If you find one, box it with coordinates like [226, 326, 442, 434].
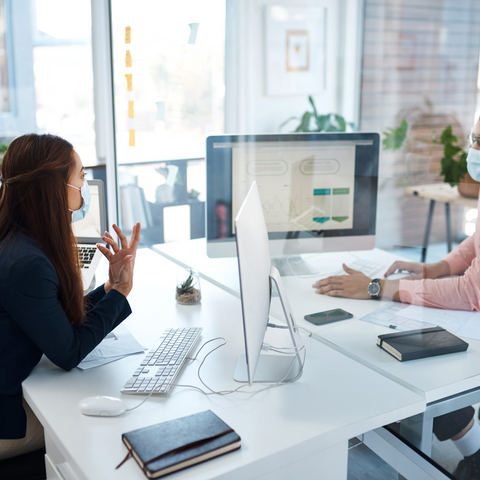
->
[279, 96, 356, 133]
[383, 121, 479, 198]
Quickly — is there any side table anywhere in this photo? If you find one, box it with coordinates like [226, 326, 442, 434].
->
[404, 183, 477, 262]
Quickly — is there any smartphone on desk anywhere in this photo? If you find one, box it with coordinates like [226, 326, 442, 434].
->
[304, 308, 353, 326]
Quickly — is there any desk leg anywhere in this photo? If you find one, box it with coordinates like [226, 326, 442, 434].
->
[445, 203, 452, 253]
[398, 412, 434, 456]
[422, 200, 436, 263]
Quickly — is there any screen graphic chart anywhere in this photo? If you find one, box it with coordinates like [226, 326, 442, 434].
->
[232, 142, 355, 233]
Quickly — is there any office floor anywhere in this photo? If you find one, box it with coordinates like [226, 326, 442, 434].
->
[347, 435, 463, 479]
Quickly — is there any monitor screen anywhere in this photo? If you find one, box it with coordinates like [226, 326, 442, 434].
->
[206, 133, 379, 260]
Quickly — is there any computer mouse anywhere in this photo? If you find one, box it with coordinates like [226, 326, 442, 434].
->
[78, 395, 127, 417]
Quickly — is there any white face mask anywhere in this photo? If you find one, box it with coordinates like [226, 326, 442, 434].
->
[466, 148, 480, 182]
[67, 180, 91, 222]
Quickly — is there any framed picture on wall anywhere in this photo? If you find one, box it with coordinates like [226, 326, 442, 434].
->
[286, 30, 309, 72]
[265, 6, 326, 96]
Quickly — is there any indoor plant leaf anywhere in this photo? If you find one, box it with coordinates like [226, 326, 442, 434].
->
[382, 119, 408, 151]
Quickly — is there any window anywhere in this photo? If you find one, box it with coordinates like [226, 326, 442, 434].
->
[0, 0, 96, 163]
[110, 0, 225, 245]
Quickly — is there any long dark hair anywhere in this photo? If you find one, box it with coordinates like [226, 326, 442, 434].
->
[0, 133, 84, 327]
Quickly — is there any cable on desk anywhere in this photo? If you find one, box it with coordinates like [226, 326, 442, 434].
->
[123, 331, 310, 412]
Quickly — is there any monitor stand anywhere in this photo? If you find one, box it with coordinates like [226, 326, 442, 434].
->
[271, 255, 319, 277]
[234, 266, 304, 384]
[234, 354, 302, 383]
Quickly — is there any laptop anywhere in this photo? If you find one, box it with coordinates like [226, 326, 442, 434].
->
[71, 179, 107, 290]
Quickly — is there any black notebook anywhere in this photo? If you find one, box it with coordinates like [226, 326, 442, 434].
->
[120, 410, 241, 479]
[377, 326, 469, 362]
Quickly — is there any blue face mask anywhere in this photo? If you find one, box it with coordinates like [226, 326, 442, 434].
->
[67, 180, 91, 223]
[466, 148, 480, 182]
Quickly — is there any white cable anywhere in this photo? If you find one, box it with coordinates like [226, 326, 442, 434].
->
[294, 325, 314, 337]
[123, 330, 310, 411]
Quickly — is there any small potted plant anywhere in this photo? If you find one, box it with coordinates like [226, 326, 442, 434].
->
[176, 269, 201, 305]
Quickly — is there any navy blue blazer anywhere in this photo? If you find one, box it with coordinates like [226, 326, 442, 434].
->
[0, 233, 132, 439]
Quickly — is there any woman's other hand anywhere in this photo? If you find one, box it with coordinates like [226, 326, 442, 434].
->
[97, 222, 141, 297]
[384, 260, 450, 280]
[312, 264, 372, 299]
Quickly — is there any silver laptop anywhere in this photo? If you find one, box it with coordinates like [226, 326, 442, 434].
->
[71, 179, 107, 290]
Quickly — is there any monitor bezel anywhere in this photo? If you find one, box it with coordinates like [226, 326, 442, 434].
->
[206, 132, 379, 258]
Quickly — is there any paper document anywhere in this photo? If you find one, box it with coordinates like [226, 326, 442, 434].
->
[399, 305, 473, 332]
[360, 303, 432, 331]
[77, 324, 145, 371]
[360, 302, 480, 341]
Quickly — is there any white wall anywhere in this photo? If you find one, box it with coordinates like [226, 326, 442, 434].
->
[225, 0, 364, 134]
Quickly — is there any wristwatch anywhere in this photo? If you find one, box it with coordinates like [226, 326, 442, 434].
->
[368, 278, 381, 300]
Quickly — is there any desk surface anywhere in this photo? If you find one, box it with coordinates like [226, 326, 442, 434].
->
[153, 239, 480, 405]
[23, 249, 424, 480]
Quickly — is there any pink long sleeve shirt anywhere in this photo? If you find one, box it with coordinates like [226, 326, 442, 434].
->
[399, 195, 480, 311]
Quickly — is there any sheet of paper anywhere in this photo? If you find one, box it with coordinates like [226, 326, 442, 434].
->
[129, 129, 135, 146]
[456, 315, 480, 341]
[361, 302, 480, 341]
[125, 74, 133, 91]
[360, 302, 433, 331]
[77, 324, 145, 370]
[128, 100, 134, 118]
[125, 50, 132, 67]
[125, 26, 131, 44]
[76, 354, 135, 371]
[397, 305, 473, 332]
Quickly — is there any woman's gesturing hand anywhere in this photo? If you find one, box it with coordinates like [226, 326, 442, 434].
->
[97, 222, 141, 297]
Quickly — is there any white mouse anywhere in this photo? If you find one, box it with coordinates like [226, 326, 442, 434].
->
[78, 395, 126, 417]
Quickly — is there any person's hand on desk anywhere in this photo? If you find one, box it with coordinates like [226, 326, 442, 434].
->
[312, 264, 373, 299]
[312, 264, 402, 301]
[97, 222, 141, 297]
[384, 260, 450, 280]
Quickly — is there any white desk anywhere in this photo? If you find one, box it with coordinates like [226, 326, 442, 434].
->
[22, 249, 425, 480]
[153, 239, 480, 456]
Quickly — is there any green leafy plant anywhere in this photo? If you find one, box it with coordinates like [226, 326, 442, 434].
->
[279, 96, 355, 133]
[0, 143, 8, 153]
[382, 120, 468, 186]
[439, 125, 467, 187]
[382, 120, 408, 151]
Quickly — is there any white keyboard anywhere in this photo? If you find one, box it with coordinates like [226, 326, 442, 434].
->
[330, 258, 385, 277]
[121, 327, 202, 395]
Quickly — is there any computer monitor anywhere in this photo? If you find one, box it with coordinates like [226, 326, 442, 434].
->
[71, 179, 107, 243]
[234, 181, 303, 385]
[206, 132, 379, 275]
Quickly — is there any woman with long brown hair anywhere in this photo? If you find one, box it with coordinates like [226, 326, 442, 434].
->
[0, 134, 140, 463]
